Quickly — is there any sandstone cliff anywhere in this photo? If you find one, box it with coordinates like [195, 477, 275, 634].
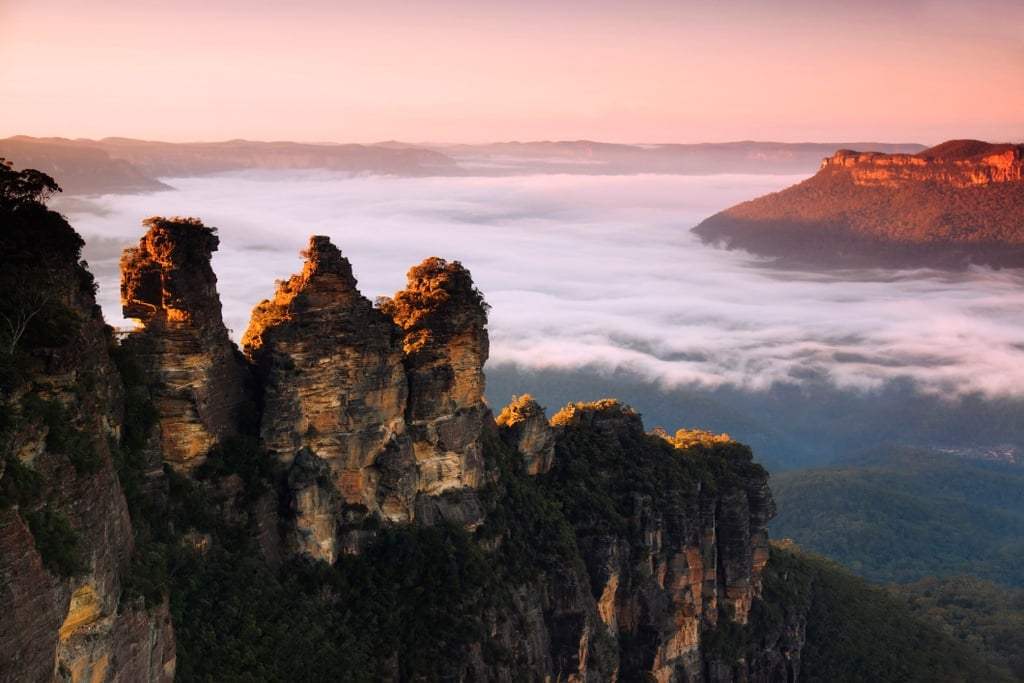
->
[693, 139, 1024, 268]
[536, 400, 784, 682]
[243, 239, 490, 560]
[120, 217, 251, 471]
[0, 169, 174, 682]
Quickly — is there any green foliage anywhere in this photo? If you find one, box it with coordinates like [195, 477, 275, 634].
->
[478, 434, 583, 583]
[0, 454, 44, 509]
[0, 159, 61, 209]
[770, 446, 1024, 587]
[763, 546, 1012, 683]
[169, 524, 510, 682]
[24, 508, 85, 577]
[886, 576, 1024, 681]
[19, 389, 99, 475]
[194, 435, 274, 500]
[121, 542, 170, 608]
[20, 393, 100, 474]
[539, 409, 762, 539]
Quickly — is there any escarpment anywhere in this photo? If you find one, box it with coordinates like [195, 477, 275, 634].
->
[0, 170, 174, 683]
[541, 400, 784, 682]
[120, 217, 251, 471]
[694, 139, 1024, 268]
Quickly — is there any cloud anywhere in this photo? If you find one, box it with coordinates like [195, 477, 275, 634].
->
[66, 170, 1024, 398]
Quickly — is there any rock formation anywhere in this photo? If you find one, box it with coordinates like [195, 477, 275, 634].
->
[694, 139, 1024, 268]
[243, 239, 490, 560]
[12, 160, 1016, 681]
[120, 217, 251, 471]
[380, 257, 491, 510]
[544, 400, 780, 682]
[0, 177, 175, 682]
[820, 140, 1023, 187]
[496, 393, 555, 475]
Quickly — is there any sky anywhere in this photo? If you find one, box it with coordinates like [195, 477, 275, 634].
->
[2, 0, 1023, 144]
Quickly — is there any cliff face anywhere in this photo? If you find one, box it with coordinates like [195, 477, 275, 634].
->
[120, 217, 251, 471]
[821, 142, 1024, 188]
[538, 400, 784, 682]
[0, 178, 174, 682]
[381, 257, 491, 510]
[694, 139, 1024, 268]
[496, 394, 556, 475]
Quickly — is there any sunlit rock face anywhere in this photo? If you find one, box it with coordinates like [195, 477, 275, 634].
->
[381, 257, 491, 500]
[695, 139, 1024, 268]
[822, 141, 1024, 188]
[243, 236, 413, 559]
[496, 394, 555, 475]
[1, 205, 175, 682]
[243, 239, 492, 560]
[120, 217, 250, 471]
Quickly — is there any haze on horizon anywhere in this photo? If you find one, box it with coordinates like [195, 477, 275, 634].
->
[2, 0, 1023, 145]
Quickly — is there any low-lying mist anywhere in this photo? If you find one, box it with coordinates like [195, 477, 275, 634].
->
[66, 170, 1024, 404]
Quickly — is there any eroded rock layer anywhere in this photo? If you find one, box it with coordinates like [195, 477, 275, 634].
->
[1, 195, 175, 682]
[545, 400, 780, 682]
[243, 236, 413, 558]
[381, 257, 491, 503]
[120, 217, 250, 470]
[243, 239, 491, 559]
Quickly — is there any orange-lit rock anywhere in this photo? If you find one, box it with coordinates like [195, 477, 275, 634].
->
[120, 216, 251, 471]
[696, 139, 1024, 268]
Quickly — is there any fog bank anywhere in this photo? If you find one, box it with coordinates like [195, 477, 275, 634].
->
[64, 171, 1024, 399]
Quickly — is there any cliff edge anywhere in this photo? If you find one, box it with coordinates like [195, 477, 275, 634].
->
[693, 139, 1024, 268]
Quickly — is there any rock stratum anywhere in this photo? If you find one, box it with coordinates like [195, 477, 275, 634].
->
[693, 139, 1024, 268]
[5, 162, 1006, 681]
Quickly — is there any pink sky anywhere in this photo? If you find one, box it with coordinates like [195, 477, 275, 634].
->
[2, 0, 1022, 144]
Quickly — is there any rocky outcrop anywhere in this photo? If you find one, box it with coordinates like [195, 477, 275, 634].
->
[243, 239, 490, 560]
[545, 400, 784, 682]
[821, 141, 1024, 188]
[0, 183, 174, 682]
[694, 139, 1024, 268]
[496, 394, 555, 475]
[381, 257, 491, 501]
[244, 236, 410, 541]
[120, 217, 250, 471]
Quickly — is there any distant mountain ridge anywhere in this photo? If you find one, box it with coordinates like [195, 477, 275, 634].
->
[693, 139, 1024, 268]
[0, 135, 924, 195]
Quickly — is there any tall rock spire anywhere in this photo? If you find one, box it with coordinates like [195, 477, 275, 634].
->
[120, 216, 250, 470]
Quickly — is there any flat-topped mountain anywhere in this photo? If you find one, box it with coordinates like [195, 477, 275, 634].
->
[693, 140, 1024, 268]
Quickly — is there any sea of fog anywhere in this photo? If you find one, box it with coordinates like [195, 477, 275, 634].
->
[62, 171, 1024, 402]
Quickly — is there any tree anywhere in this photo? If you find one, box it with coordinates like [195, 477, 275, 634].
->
[0, 285, 52, 354]
[0, 158, 61, 209]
